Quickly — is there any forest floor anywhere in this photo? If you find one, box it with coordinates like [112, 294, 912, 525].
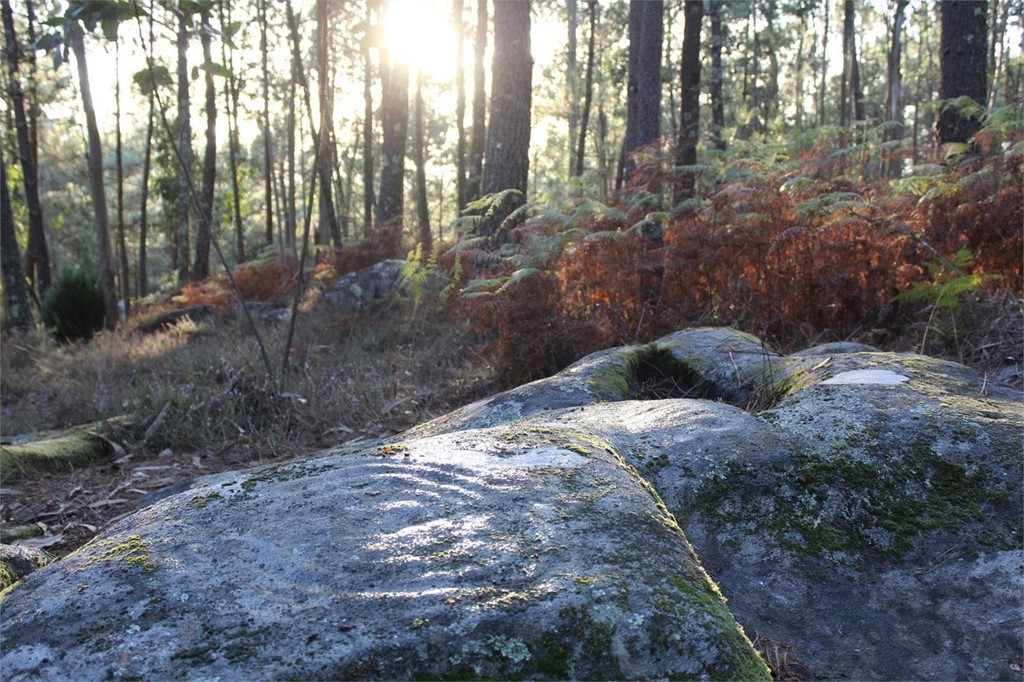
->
[1, 293, 499, 559]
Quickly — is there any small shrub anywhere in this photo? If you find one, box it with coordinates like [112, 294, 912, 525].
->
[41, 267, 106, 343]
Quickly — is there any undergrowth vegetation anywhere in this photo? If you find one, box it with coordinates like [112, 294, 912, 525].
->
[446, 122, 1022, 385]
[2, 122, 1021, 456]
[1, 306, 490, 460]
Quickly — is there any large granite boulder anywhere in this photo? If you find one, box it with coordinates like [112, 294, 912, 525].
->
[2, 328, 1020, 680]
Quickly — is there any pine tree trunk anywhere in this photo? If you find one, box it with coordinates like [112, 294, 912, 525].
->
[138, 1, 155, 297]
[567, 0, 579, 179]
[377, 38, 410, 227]
[2, 0, 50, 295]
[709, 3, 726, 151]
[819, 0, 829, 127]
[413, 70, 432, 258]
[841, 0, 864, 126]
[885, 0, 909, 176]
[482, 0, 533, 195]
[69, 28, 118, 330]
[314, 0, 341, 247]
[193, 12, 216, 281]
[937, 0, 988, 144]
[466, 0, 487, 203]
[674, 0, 702, 203]
[175, 11, 192, 284]
[362, 0, 376, 237]
[763, 0, 779, 134]
[574, 0, 597, 176]
[114, 42, 130, 315]
[220, 2, 244, 264]
[260, 0, 274, 246]
[139, 84, 153, 297]
[1, 150, 33, 333]
[454, 0, 467, 210]
[622, 0, 663, 183]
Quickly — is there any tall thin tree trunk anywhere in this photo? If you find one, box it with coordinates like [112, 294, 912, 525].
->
[885, 0, 909, 176]
[709, 2, 725, 150]
[622, 0, 663, 183]
[138, 0, 155, 297]
[286, 81, 297, 253]
[455, 0, 467, 210]
[377, 36, 410, 226]
[362, 0, 376, 237]
[413, 69, 432, 258]
[674, 0, 702, 203]
[175, 10, 193, 284]
[794, 13, 807, 131]
[193, 10, 216, 281]
[819, 0, 829, 127]
[937, 0, 988, 144]
[567, 0, 579, 178]
[221, 2, 244, 264]
[69, 28, 118, 329]
[466, 0, 487, 203]
[841, 0, 863, 126]
[260, 0, 274, 246]
[482, 0, 533, 195]
[763, 0, 780, 135]
[2, 0, 50, 295]
[139, 83, 153, 297]
[574, 0, 597, 176]
[314, 0, 342, 247]
[1, 149, 32, 332]
[114, 41, 130, 314]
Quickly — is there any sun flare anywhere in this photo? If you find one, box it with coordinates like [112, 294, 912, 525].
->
[381, 0, 457, 80]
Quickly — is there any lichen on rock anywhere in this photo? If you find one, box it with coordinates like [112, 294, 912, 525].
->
[1, 327, 1019, 681]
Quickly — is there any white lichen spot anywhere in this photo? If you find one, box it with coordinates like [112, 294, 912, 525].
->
[486, 635, 532, 664]
[821, 369, 909, 386]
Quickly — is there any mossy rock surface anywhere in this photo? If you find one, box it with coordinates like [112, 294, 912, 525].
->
[2, 327, 1020, 680]
[0, 424, 767, 680]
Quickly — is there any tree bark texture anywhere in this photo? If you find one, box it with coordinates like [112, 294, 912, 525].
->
[709, 2, 726, 151]
[622, 0, 663, 183]
[175, 11, 193, 284]
[220, 2, 244, 264]
[937, 0, 988, 144]
[413, 70, 432, 257]
[841, 0, 863, 126]
[362, 0, 377, 236]
[567, 0, 578, 179]
[69, 28, 119, 330]
[574, 0, 597, 176]
[674, 0, 702, 203]
[483, 0, 533, 196]
[193, 12, 217, 281]
[454, 0, 467, 210]
[1, 149, 33, 332]
[315, 0, 342, 247]
[466, 0, 488, 203]
[260, 0, 274, 246]
[2, 0, 50, 295]
[114, 42, 130, 314]
[377, 46, 409, 226]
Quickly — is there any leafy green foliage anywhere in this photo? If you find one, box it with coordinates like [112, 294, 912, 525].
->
[41, 267, 106, 343]
[896, 248, 999, 311]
